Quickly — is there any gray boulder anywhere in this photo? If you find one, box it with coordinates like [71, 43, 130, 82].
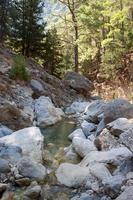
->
[115, 186, 133, 200]
[64, 71, 94, 95]
[0, 142, 22, 164]
[65, 101, 90, 115]
[30, 79, 45, 96]
[107, 118, 133, 137]
[81, 120, 96, 137]
[72, 137, 97, 157]
[80, 147, 132, 167]
[56, 163, 90, 188]
[0, 127, 44, 163]
[84, 100, 106, 123]
[0, 125, 13, 138]
[24, 185, 41, 199]
[104, 99, 133, 124]
[120, 128, 133, 152]
[34, 96, 64, 127]
[68, 129, 86, 141]
[0, 158, 10, 173]
[17, 158, 47, 182]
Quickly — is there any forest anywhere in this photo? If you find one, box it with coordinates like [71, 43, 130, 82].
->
[0, 0, 133, 82]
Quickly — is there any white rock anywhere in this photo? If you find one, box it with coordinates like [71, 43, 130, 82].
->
[0, 127, 44, 163]
[72, 137, 97, 157]
[34, 96, 64, 127]
[65, 101, 90, 115]
[68, 128, 86, 140]
[56, 163, 90, 187]
[80, 147, 132, 167]
[89, 163, 112, 181]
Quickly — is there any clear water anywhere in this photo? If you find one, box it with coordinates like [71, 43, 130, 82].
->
[41, 119, 76, 156]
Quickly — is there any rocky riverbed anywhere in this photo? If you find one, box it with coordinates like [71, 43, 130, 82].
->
[0, 48, 133, 200]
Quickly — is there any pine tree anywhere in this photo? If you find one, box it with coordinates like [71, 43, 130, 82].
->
[0, 0, 10, 42]
[43, 28, 63, 76]
[10, 0, 45, 58]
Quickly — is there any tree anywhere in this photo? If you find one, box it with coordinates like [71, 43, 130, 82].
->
[0, 0, 10, 42]
[10, 0, 45, 58]
[43, 28, 63, 76]
[58, 0, 80, 72]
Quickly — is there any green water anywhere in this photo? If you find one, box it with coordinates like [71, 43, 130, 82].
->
[41, 119, 76, 156]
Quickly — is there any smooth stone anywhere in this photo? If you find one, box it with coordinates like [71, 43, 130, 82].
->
[34, 96, 64, 127]
[0, 158, 10, 173]
[72, 137, 97, 158]
[68, 129, 86, 141]
[80, 147, 133, 167]
[56, 163, 90, 188]
[17, 158, 47, 182]
[107, 118, 133, 137]
[119, 128, 133, 152]
[0, 125, 13, 138]
[65, 101, 90, 115]
[81, 120, 96, 137]
[15, 178, 31, 187]
[0, 127, 44, 163]
[115, 186, 133, 200]
[24, 185, 41, 199]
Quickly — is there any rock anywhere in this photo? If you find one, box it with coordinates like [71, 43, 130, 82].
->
[104, 99, 133, 124]
[72, 137, 97, 157]
[17, 158, 47, 182]
[80, 147, 132, 167]
[24, 185, 41, 199]
[0, 142, 22, 164]
[0, 183, 7, 193]
[56, 163, 90, 188]
[115, 186, 133, 200]
[103, 175, 126, 198]
[96, 119, 105, 136]
[64, 71, 94, 95]
[0, 103, 32, 131]
[0, 158, 10, 173]
[15, 178, 31, 187]
[84, 100, 106, 123]
[126, 172, 133, 180]
[30, 79, 45, 96]
[34, 96, 64, 127]
[65, 101, 90, 115]
[64, 145, 79, 162]
[0, 125, 13, 138]
[120, 128, 133, 152]
[94, 128, 121, 151]
[89, 163, 112, 182]
[0, 127, 44, 163]
[68, 129, 86, 141]
[81, 121, 96, 137]
[107, 118, 133, 137]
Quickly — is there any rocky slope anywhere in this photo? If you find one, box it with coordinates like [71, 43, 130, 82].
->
[0, 46, 133, 200]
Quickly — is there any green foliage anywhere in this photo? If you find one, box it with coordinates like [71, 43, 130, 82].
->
[10, 55, 30, 81]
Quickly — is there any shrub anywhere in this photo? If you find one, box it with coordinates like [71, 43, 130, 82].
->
[10, 54, 30, 81]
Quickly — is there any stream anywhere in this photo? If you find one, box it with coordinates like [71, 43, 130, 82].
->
[15, 119, 78, 200]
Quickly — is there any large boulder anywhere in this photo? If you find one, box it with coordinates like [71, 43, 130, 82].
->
[0, 103, 32, 131]
[81, 120, 96, 137]
[84, 100, 106, 123]
[64, 71, 94, 95]
[65, 101, 90, 115]
[72, 137, 97, 157]
[17, 158, 47, 182]
[34, 96, 64, 127]
[120, 128, 133, 152]
[0, 125, 13, 138]
[30, 79, 45, 97]
[0, 127, 44, 163]
[0, 158, 11, 173]
[115, 186, 133, 200]
[80, 147, 132, 167]
[56, 163, 91, 188]
[103, 99, 133, 124]
[107, 118, 133, 137]
[68, 129, 86, 141]
[0, 142, 22, 164]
